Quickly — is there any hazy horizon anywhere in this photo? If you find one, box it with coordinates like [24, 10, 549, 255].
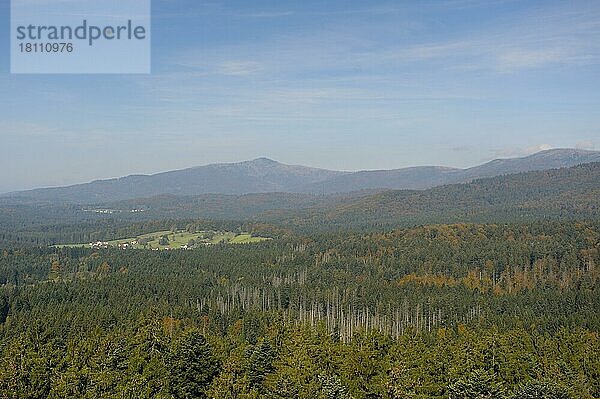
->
[2, 146, 599, 194]
[1, 0, 599, 192]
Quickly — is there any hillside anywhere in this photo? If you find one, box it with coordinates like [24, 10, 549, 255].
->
[5, 158, 346, 203]
[297, 166, 461, 192]
[2, 162, 598, 240]
[277, 162, 600, 230]
[299, 148, 600, 193]
[5, 149, 600, 203]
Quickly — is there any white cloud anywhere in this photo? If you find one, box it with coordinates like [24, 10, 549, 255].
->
[495, 48, 593, 72]
[217, 61, 263, 76]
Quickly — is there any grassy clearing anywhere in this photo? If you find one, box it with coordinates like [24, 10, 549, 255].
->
[55, 230, 269, 250]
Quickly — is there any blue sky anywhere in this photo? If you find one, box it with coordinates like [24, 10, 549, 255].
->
[1, 0, 599, 192]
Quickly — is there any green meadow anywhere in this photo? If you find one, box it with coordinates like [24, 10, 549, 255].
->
[55, 230, 269, 250]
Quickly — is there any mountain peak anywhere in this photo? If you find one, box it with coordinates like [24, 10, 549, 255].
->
[4, 148, 599, 202]
[247, 157, 279, 165]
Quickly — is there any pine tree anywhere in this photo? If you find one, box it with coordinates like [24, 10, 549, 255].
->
[168, 330, 220, 399]
[318, 374, 352, 399]
[510, 380, 571, 399]
[247, 338, 275, 390]
[448, 369, 506, 399]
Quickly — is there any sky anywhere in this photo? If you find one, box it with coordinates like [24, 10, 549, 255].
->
[0, 0, 599, 192]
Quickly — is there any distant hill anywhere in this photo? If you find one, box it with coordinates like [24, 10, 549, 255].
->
[1, 163, 599, 238]
[5, 148, 600, 203]
[459, 148, 600, 180]
[74, 162, 600, 230]
[66, 161, 600, 228]
[5, 158, 346, 203]
[276, 162, 600, 231]
[298, 148, 600, 193]
[297, 166, 461, 192]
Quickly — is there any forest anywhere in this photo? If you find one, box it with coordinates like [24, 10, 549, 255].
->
[2, 162, 600, 241]
[4, 0, 600, 395]
[1, 220, 599, 398]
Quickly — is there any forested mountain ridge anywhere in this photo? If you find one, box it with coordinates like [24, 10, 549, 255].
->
[273, 161, 600, 230]
[1, 162, 599, 244]
[459, 147, 600, 179]
[299, 148, 600, 193]
[3, 158, 346, 203]
[5, 148, 600, 203]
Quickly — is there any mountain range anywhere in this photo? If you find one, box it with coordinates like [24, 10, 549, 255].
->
[5, 148, 600, 203]
[1, 161, 598, 237]
[277, 161, 600, 230]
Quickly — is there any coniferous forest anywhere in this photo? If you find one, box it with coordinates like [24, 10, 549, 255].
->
[1, 215, 599, 398]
